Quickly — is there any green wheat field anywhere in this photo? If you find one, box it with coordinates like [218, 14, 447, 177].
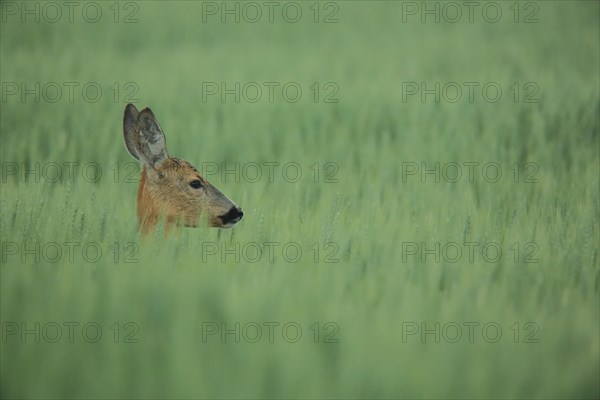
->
[1, 1, 598, 399]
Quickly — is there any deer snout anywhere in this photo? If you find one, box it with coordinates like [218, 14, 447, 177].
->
[219, 206, 244, 227]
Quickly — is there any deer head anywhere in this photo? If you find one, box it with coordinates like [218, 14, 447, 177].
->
[123, 104, 243, 235]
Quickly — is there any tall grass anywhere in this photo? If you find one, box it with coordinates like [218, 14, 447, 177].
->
[1, 1, 599, 398]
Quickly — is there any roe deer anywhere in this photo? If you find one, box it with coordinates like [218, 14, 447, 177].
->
[123, 103, 243, 235]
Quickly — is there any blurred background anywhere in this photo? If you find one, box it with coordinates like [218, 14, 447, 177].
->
[1, 1, 599, 399]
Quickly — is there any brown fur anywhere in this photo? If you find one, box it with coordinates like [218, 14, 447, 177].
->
[123, 104, 242, 235]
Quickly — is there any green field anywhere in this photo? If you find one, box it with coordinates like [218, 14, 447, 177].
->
[1, 1, 599, 399]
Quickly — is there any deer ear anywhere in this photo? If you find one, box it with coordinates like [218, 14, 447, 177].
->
[123, 104, 169, 168]
[123, 103, 140, 161]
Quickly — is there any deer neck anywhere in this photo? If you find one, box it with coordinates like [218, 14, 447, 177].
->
[138, 166, 176, 235]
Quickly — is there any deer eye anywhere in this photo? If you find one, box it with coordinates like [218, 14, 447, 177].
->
[189, 180, 203, 189]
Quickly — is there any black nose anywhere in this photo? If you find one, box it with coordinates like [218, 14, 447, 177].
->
[220, 207, 243, 224]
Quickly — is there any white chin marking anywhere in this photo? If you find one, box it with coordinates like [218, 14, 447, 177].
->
[221, 221, 238, 228]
